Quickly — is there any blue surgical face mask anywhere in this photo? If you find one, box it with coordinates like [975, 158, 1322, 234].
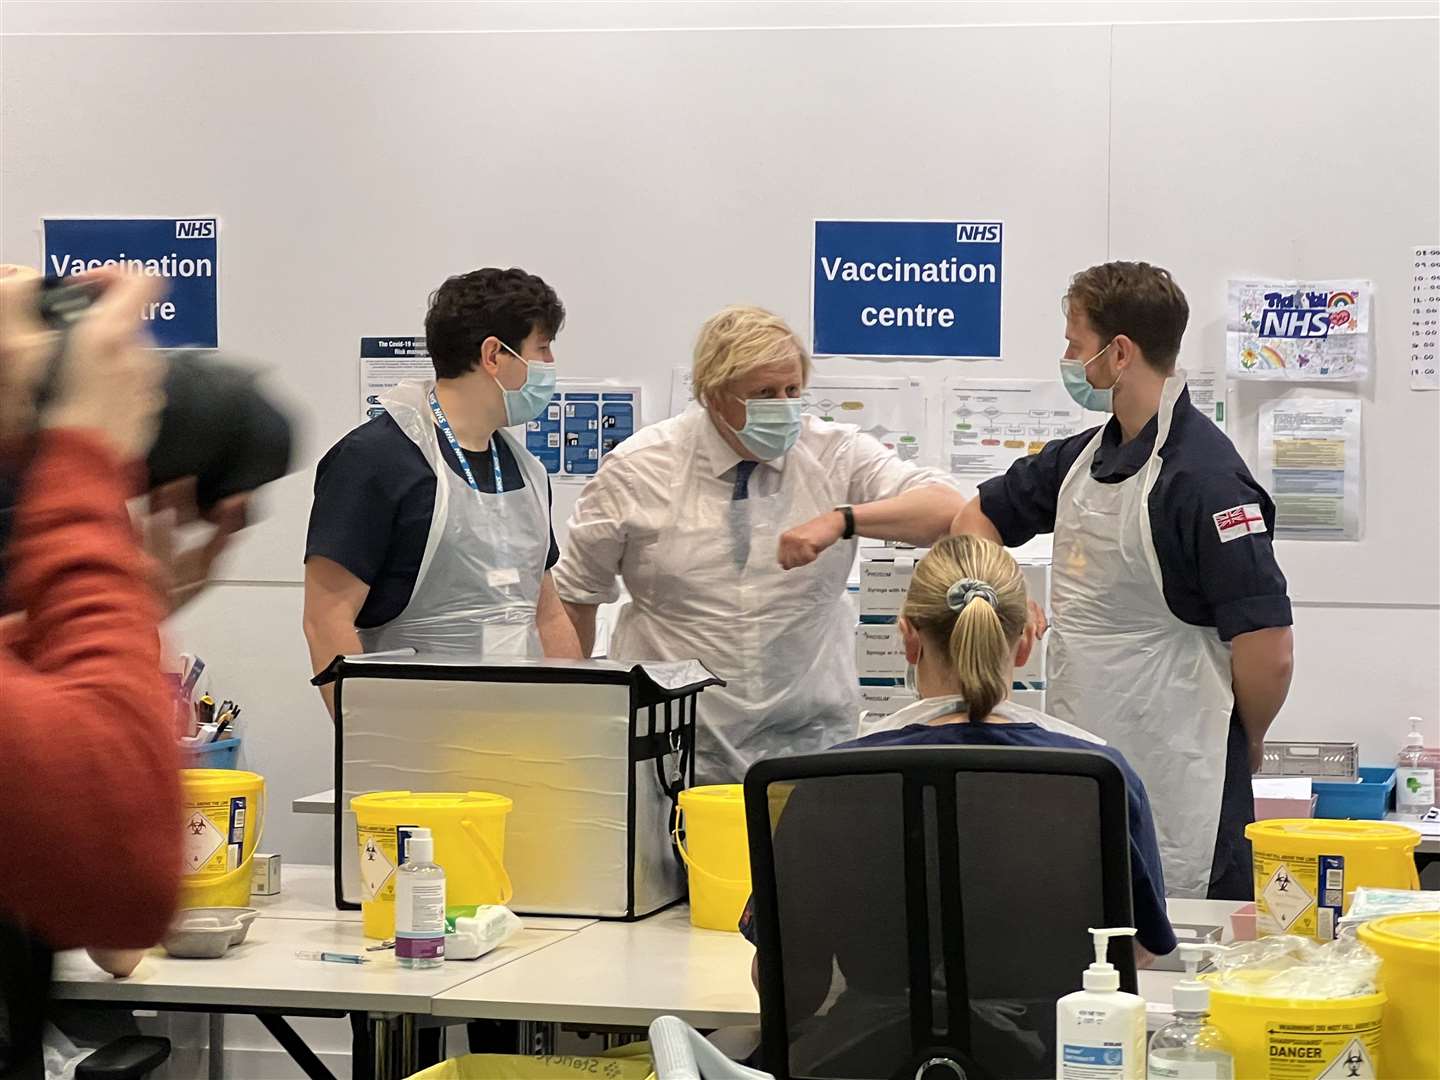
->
[496, 342, 557, 426]
[729, 397, 803, 460]
[1060, 340, 1119, 412]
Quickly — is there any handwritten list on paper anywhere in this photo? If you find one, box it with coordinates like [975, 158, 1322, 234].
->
[1412, 246, 1440, 391]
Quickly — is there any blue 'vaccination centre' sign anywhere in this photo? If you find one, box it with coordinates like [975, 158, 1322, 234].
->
[43, 218, 219, 349]
[812, 219, 1003, 358]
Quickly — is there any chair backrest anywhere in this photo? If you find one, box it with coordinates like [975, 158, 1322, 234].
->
[744, 746, 1136, 1080]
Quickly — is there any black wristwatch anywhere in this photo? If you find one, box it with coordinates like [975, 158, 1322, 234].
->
[836, 504, 856, 540]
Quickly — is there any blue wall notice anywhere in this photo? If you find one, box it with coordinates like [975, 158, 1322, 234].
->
[526, 398, 564, 474]
[526, 386, 639, 479]
[43, 218, 219, 349]
[812, 220, 1002, 359]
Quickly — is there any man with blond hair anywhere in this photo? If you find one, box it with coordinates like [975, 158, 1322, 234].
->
[555, 305, 964, 784]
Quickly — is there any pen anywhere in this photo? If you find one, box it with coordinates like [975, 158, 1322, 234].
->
[295, 950, 370, 965]
[180, 656, 205, 701]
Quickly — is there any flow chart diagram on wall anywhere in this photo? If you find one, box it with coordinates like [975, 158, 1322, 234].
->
[669, 367, 925, 461]
[941, 377, 1096, 487]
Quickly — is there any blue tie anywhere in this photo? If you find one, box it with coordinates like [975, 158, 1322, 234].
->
[730, 460, 758, 568]
[732, 459, 758, 501]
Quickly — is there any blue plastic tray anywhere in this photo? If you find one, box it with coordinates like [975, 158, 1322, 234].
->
[183, 737, 241, 770]
[1312, 766, 1395, 820]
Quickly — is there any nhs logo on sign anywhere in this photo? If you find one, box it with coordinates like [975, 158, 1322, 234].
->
[175, 219, 216, 239]
[1258, 308, 1331, 338]
[955, 222, 1001, 243]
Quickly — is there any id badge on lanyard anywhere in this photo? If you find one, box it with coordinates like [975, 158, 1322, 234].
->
[428, 390, 504, 494]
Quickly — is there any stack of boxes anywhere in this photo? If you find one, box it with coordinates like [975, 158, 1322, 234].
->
[854, 545, 1051, 726]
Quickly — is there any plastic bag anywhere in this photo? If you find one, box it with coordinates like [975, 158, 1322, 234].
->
[1210, 935, 1380, 999]
[42, 1026, 94, 1080]
[1337, 887, 1440, 936]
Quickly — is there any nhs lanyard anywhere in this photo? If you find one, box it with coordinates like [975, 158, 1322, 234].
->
[428, 390, 504, 494]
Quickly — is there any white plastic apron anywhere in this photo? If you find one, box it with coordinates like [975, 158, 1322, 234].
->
[610, 417, 860, 785]
[1046, 372, 1234, 898]
[358, 379, 551, 659]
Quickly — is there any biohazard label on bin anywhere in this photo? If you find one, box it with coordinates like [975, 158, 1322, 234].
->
[1254, 846, 1347, 940]
[1266, 1022, 1380, 1080]
[1260, 861, 1315, 932]
[359, 829, 397, 901]
[182, 801, 230, 874]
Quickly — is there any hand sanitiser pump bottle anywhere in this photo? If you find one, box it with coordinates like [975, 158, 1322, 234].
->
[1395, 716, 1437, 819]
[1057, 927, 1146, 1079]
[395, 827, 445, 969]
[1148, 944, 1235, 1078]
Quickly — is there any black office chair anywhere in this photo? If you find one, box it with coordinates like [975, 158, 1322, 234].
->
[0, 920, 169, 1080]
[743, 747, 1138, 1080]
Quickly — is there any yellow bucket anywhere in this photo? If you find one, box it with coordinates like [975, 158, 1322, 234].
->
[350, 791, 513, 940]
[179, 769, 265, 909]
[674, 785, 750, 932]
[1358, 912, 1440, 1080]
[1208, 979, 1385, 1079]
[1246, 819, 1420, 941]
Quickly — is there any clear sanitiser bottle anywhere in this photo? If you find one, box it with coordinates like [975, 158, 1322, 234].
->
[1148, 944, 1234, 1079]
[394, 827, 445, 969]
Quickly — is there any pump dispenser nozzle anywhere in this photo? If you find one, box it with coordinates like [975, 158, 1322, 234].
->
[1173, 943, 1226, 1013]
[1083, 926, 1137, 992]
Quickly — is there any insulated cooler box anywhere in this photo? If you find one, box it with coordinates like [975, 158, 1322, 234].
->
[317, 654, 723, 919]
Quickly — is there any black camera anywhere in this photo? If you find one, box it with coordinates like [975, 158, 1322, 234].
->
[0, 278, 295, 589]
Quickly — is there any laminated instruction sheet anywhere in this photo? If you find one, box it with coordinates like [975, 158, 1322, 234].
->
[1186, 369, 1226, 431]
[359, 336, 430, 424]
[1258, 397, 1363, 540]
[526, 381, 641, 482]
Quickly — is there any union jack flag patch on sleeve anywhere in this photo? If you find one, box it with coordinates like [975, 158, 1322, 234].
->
[1213, 503, 1267, 543]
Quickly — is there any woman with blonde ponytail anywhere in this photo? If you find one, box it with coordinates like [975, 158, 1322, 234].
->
[899, 534, 1030, 722]
[739, 536, 1177, 1015]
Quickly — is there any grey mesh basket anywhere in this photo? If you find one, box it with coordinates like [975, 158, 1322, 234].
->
[1258, 740, 1360, 780]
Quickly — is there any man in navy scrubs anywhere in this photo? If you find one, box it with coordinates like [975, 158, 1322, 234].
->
[953, 261, 1294, 900]
[303, 268, 581, 715]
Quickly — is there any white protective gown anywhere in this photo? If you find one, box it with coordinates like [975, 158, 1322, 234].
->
[555, 408, 955, 784]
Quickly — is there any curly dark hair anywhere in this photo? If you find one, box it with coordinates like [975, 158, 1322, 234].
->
[424, 267, 565, 379]
[1064, 261, 1189, 372]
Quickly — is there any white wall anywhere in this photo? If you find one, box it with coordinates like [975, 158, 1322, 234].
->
[4, 1, 1437, 872]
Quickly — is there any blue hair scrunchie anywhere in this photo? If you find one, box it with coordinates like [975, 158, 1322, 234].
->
[946, 578, 998, 612]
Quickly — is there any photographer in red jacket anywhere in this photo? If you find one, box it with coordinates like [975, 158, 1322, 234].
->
[0, 268, 182, 1076]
